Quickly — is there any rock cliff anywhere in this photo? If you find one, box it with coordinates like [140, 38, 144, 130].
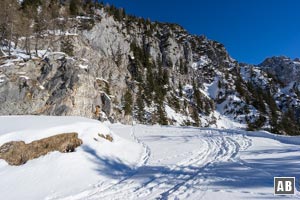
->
[1, 5, 300, 135]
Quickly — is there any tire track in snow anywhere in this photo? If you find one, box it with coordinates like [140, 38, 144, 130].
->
[62, 127, 254, 200]
[131, 132, 244, 200]
[85, 129, 212, 200]
[162, 133, 252, 200]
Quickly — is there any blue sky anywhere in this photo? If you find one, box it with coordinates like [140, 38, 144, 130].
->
[101, 0, 300, 64]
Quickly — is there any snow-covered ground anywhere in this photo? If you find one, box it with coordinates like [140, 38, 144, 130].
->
[0, 116, 300, 200]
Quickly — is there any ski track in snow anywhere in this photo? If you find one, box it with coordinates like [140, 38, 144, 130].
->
[57, 125, 300, 200]
[130, 125, 151, 167]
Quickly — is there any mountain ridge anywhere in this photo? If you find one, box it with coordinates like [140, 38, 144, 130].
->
[0, 1, 300, 135]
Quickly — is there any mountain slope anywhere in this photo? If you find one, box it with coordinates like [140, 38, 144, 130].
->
[0, 2, 300, 134]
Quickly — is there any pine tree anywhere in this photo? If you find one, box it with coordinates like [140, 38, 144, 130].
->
[123, 89, 133, 116]
[156, 101, 168, 125]
[178, 81, 183, 97]
[179, 59, 188, 74]
[191, 107, 200, 127]
[83, 0, 95, 15]
[136, 86, 145, 123]
[179, 59, 184, 74]
[33, 1, 50, 56]
[49, 0, 60, 32]
[162, 69, 169, 85]
[104, 82, 110, 95]
[192, 79, 202, 110]
[247, 114, 266, 131]
[279, 109, 300, 135]
[0, 0, 20, 57]
[264, 90, 278, 129]
[153, 62, 167, 104]
[21, 0, 41, 9]
[69, 0, 80, 16]
[129, 41, 143, 82]
[61, 37, 74, 56]
[235, 76, 245, 97]
[145, 65, 154, 104]
[183, 64, 188, 74]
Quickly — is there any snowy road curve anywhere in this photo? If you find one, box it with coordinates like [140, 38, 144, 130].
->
[63, 125, 300, 200]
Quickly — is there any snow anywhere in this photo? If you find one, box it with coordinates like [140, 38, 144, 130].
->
[0, 116, 143, 200]
[16, 71, 26, 75]
[165, 105, 192, 125]
[80, 58, 89, 62]
[0, 47, 50, 69]
[1, 116, 300, 200]
[65, 32, 79, 36]
[76, 16, 92, 20]
[0, 75, 6, 83]
[213, 110, 246, 129]
[78, 64, 88, 69]
[203, 77, 219, 99]
[183, 84, 193, 91]
[183, 84, 193, 98]
[293, 60, 300, 65]
[280, 81, 296, 94]
[0, 62, 14, 68]
[1, 46, 31, 61]
[240, 65, 270, 88]
[192, 55, 211, 69]
[96, 77, 109, 83]
[19, 75, 30, 80]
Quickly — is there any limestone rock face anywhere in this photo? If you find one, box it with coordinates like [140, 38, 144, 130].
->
[1, 7, 300, 134]
[0, 133, 82, 166]
[0, 52, 108, 120]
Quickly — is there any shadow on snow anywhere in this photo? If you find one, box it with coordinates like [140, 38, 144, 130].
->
[82, 143, 300, 199]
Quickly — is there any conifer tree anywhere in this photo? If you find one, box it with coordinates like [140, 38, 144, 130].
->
[69, 0, 80, 16]
[136, 86, 145, 123]
[162, 69, 169, 85]
[192, 79, 202, 110]
[191, 107, 200, 127]
[0, 0, 20, 57]
[178, 81, 183, 97]
[156, 101, 168, 125]
[144, 65, 154, 104]
[123, 89, 133, 116]
[61, 36, 74, 56]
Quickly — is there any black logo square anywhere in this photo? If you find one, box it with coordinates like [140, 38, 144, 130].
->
[274, 177, 295, 195]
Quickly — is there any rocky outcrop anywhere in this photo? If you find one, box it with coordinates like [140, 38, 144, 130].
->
[0, 133, 82, 165]
[259, 56, 300, 85]
[0, 6, 300, 134]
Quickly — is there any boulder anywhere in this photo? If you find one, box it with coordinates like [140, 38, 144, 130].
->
[0, 133, 82, 165]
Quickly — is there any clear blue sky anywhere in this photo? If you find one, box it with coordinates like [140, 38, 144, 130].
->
[101, 0, 300, 64]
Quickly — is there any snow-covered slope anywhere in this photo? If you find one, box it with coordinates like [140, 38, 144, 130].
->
[0, 116, 143, 200]
[1, 116, 300, 199]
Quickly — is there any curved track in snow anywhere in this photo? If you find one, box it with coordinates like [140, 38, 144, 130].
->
[60, 125, 300, 200]
[2, 117, 300, 200]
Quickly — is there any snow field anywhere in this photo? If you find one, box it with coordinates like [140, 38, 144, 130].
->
[0, 116, 300, 199]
